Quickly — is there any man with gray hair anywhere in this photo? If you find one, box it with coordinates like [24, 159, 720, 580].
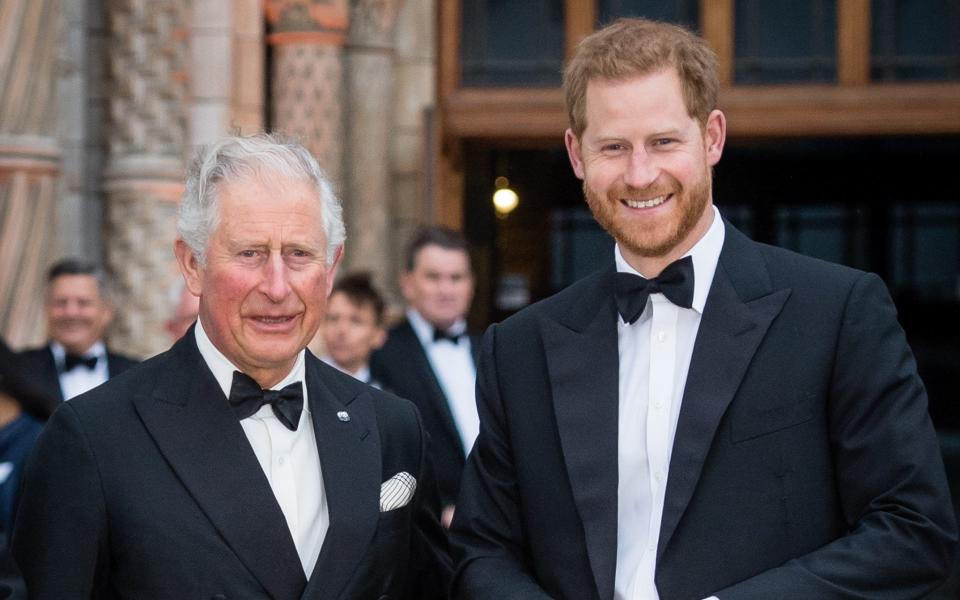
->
[13, 133, 451, 599]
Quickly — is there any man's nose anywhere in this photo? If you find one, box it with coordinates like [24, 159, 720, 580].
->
[623, 149, 659, 190]
[261, 253, 292, 301]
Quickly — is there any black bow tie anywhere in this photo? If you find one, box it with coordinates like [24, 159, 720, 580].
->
[615, 256, 695, 324]
[433, 328, 463, 344]
[63, 353, 98, 372]
[228, 371, 304, 431]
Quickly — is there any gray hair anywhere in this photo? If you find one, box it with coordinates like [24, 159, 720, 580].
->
[177, 133, 345, 267]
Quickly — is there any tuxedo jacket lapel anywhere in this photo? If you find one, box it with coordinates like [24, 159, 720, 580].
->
[303, 355, 380, 600]
[397, 322, 462, 448]
[541, 267, 620, 600]
[133, 334, 306, 600]
[657, 223, 790, 562]
[41, 346, 65, 403]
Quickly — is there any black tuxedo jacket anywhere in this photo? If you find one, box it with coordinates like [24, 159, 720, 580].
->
[12, 330, 451, 599]
[371, 319, 480, 506]
[17, 343, 138, 412]
[450, 221, 957, 599]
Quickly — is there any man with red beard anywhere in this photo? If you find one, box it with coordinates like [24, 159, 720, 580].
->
[450, 18, 956, 600]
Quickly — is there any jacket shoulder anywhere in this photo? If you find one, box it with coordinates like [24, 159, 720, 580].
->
[64, 349, 170, 419]
[106, 349, 140, 372]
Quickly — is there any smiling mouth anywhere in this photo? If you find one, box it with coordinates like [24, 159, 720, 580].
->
[254, 316, 295, 325]
[622, 194, 670, 209]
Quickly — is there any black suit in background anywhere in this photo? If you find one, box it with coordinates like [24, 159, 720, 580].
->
[371, 319, 480, 507]
[17, 344, 138, 412]
[12, 330, 451, 599]
[450, 220, 957, 599]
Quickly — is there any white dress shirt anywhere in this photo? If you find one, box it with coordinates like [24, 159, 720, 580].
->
[195, 320, 328, 578]
[52, 341, 109, 401]
[614, 206, 724, 600]
[407, 308, 479, 455]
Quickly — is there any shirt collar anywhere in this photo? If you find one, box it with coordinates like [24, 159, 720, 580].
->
[614, 204, 725, 314]
[194, 319, 308, 412]
[50, 340, 106, 365]
[406, 308, 467, 346]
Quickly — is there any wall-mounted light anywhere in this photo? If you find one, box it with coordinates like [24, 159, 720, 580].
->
[493, 175, 519, 218]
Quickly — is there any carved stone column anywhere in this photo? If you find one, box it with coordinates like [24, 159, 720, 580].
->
[0, 0, 62, 346]
[266, 0, 348, 191]
[343, 0, 404, 292]
[102, 0, 189, 358]
[389, 0, 435, 310]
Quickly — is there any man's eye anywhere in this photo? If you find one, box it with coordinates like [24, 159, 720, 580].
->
[239, 250, 257, 258]
[653, 138, 675, 146]
[602, 143, 625, 152]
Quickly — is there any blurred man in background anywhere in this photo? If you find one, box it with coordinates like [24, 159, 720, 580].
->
[321, 272, 386, 386]
[18, 259, 138, 409]
[371, 226, 479, 526]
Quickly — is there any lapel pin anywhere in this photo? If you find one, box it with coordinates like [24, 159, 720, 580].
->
[337, 410, 350, 422]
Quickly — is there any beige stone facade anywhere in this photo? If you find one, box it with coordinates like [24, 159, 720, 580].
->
[0, 0, 436, 354]
[0, 0, 63, 347]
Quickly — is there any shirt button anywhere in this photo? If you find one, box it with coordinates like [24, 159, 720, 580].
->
[278, 457, 285, 466]
[657, 331, 667, 342]
[655, 470, 665, 482]
[653, 400, 663, 410]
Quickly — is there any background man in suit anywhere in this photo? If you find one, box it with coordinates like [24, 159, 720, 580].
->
[371, 226, 479, 526]
[321, 272, 387, 386]
[18, 259, 138, 410]
[13, 133, 450, 599]
[450, 18, 957, 600]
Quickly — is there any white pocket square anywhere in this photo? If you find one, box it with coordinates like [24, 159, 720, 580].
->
[380, 471, 417, 512]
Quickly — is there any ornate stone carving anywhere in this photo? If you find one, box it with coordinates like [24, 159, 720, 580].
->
[272, 44, 345, 187]
[105, 0, 189, 158]
[267, 0, 349, 192]
[102, 0, 189, 357]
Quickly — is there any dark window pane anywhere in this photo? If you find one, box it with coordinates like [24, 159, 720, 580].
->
[734, 0, 837, 84]
[461, 0, 565, 87]
[597, 0, 699, 29]
[721, 205, 754, 239]
[892, 204, 960, 300]
[871, 0, 960, 81]
[551, 209, 613, 289]
[775, 205, 868, 266]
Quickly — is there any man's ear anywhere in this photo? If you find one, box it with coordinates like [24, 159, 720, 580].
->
[564, 128, 586, 180]
[325, 245, 344, 298]
[704, 109, 727, 167]
[399, 271, 415, 303]
[370, 327, 387, 351]
[174, 239, 203, 296]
